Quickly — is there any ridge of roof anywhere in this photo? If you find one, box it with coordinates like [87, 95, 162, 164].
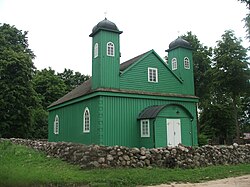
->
[120, 50, 151, 71]
[49, 51, 150, 108]
[48, 50, 189, 108]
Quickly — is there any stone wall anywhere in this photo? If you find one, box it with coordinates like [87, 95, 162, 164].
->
[4, 138, 250, 169]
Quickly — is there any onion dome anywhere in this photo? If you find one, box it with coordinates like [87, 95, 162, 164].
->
[166, 37, 192, 52]
[89, 18, 123, 37]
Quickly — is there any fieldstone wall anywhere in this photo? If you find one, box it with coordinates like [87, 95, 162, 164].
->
[3, 138, 250, 169]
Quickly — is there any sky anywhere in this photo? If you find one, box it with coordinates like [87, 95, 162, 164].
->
[0, 0, 249, 75]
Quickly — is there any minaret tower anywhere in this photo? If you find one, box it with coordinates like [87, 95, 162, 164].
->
[89, 18, 123, 89]
[166, 37, 194, 95]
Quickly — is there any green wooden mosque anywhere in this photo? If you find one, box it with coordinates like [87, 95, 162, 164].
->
[48, 18, 198, 148]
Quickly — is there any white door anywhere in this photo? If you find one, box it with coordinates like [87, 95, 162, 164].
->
[167, 119, 181, 146]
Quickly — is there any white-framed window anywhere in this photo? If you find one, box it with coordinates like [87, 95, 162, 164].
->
[172, 58, 177, 70]
[94, 43, 98, 58]
[83, 107, 90, 133]
[148, 67, 158, 83]
[141, 119, 150, 137]
[107, 42, 114, 56]
[184, 57, 190, 69]
[54, 115, 59, 135]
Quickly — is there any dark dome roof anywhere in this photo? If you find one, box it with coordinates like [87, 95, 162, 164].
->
[166, 37, 192, 51]
[89, 18, 122, 37]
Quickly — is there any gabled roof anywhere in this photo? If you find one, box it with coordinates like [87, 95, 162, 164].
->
[120, 50, 150, 71]
[48, 50, 187, 108]
[49, 51, 151, 108]
[120, 49, 183, 83]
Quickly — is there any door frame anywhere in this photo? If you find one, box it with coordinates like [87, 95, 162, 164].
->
[166, 119, 181, 146]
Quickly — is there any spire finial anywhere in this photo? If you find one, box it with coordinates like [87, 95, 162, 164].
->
[177, 30, 180, 37]
[104, 11, 107, 19]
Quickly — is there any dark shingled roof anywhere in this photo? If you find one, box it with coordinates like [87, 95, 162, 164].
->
[166, 37, 193, 52]
[120, 50, 150, 71]
[138, 105, 166, 119]
[89, 18, 123, 37]
[138, 103, 195, 120]
[49, 51, 149, 108]
[49, 78, 92, 107]
[49, 50, 198, 109]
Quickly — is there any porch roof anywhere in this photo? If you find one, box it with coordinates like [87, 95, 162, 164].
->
[138, 105, 165, 119]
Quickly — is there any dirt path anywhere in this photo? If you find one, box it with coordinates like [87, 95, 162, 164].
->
[147, 175, 250, 187]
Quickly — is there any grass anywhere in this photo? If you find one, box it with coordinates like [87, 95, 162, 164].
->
[0, 140, 250, 187]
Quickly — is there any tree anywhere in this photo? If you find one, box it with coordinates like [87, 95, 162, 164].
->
[33, 68, 67, 109]
[240, 93, 250, 133]
[211, 30, 250, 142]
[182, 32, 213, 138]
[199, 78, 237, 144]
[238, 0, 250, 8]
[32, 68, 68, 138]
[58, 68, 90, 93]
[31, 107, 48, 139]
[0, 23, 39, 138]
[238, 0, 250, 42]
[182, 32, 212, 109]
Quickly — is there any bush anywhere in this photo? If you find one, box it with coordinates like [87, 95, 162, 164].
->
[198, 133, 208, 146]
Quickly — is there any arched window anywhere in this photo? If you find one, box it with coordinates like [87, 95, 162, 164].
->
[54, 115, 59, 135]
[107, 42, 114, 56]
[83, 107, 90, 133]
[184, 57, 190, 69]
[94, 43, 98, 58]
[172, 58, 177, 70]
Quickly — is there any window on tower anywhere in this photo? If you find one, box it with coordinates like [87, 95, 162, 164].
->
[172, 58, 177, 70]
[184, 57, 190, 69]
[94, 43, 98, 58]
[107, 42, 114, 56]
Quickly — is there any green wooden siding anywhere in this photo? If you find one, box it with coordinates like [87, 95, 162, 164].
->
[154, 105, 193, 147]
[154, 117, 167, 147]
[92, 30, 121, 89]
[181, 118, 193, 146]
[100, 94, 197, 148]
[48, 97, 100, 145]
[167, 48, 194, 95]
[120, 53, 182, 94]
[139, 119, 155, 148]
[48, 91, 197, 148]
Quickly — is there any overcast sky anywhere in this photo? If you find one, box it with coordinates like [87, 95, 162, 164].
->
[0, 0, 249, 75]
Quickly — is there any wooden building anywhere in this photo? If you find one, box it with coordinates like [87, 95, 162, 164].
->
[48, 18, 198, 148]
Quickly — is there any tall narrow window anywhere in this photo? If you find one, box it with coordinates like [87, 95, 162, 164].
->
[148, 67, 158, 83]
[54, 115, 59, 135]
[83, 108, 90, 133]
[107, 42, 114, 56]
[172, 58, 177, 70]
[94, 43, 98, 58]
[184, 57, 190, 69]
[141, 119, 150, 137]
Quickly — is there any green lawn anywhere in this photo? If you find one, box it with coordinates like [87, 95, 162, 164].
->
[1, 140, 250, 187]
